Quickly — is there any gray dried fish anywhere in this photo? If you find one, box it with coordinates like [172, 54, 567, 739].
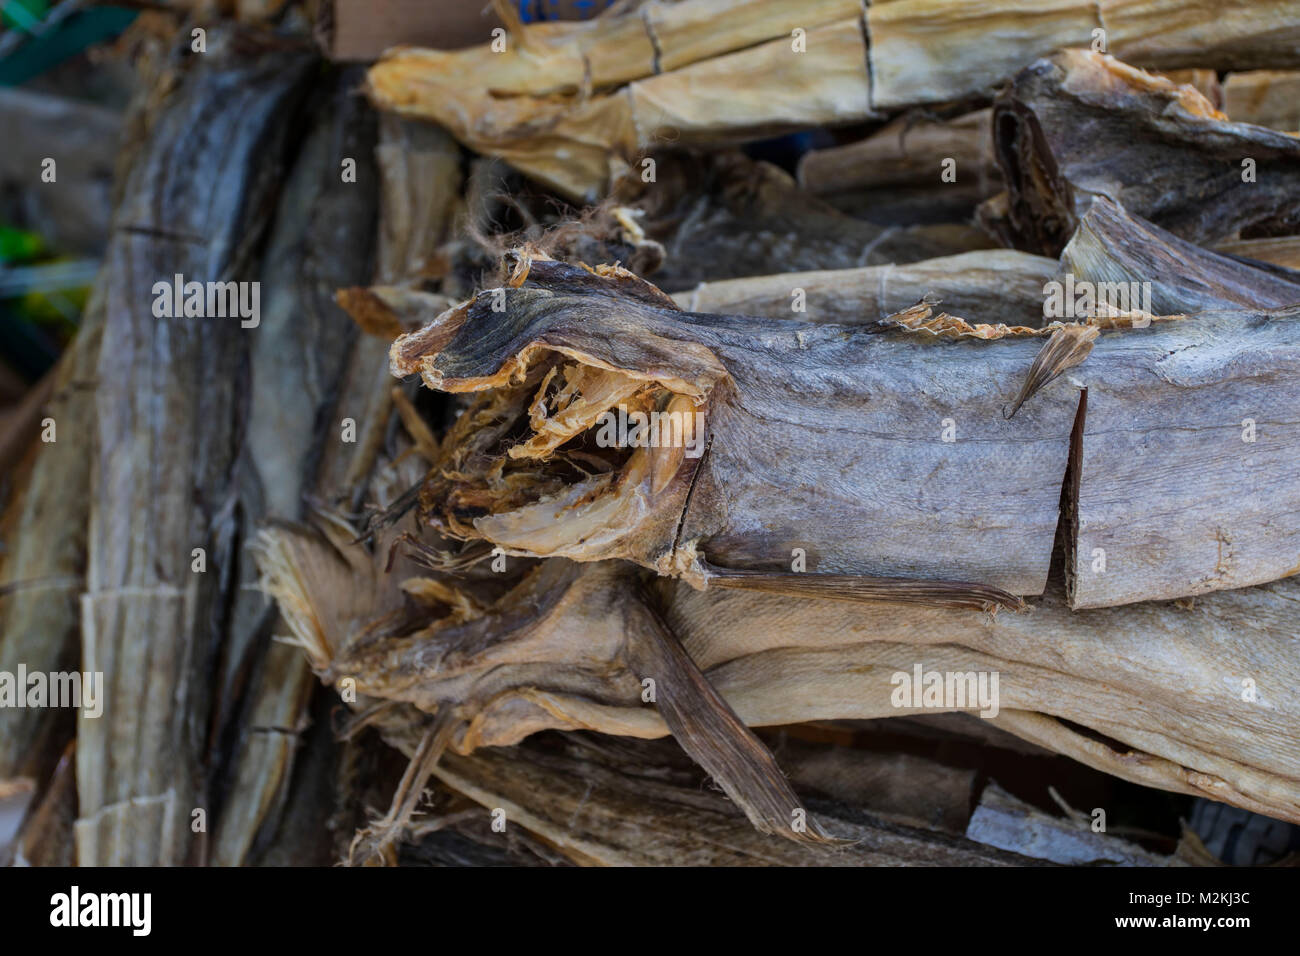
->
[77, 27, 316, 867]
[676, 249, 1057, 328]
[211, 67, 381, 868]
[1062, 198, 1300, 315]
[386, 257, 1075, 599]
[990, 50, 1300, 256]
[380, 255, 1300, 610]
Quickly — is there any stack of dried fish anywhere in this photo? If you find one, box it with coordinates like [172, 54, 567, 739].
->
[4, 0, 1300, 868]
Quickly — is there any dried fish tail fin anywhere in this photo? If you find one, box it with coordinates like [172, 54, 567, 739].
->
[252, 530, 319, 674]
[624, 586, 839, 846]
[252, 515, 404, 678]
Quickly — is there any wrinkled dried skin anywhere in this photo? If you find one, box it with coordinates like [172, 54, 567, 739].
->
[1097, 0, 1300, 73]
[874, 301, 1300, 608]
[367, 13, 876, 200]
[992, 50, 1300, 256]
[381, 255, 1300, 607]
[367, 1, 1300, 198]
[628, 18, 873, 149]
[664, 577, 1300, 825]
[364, 0, 861, 106]
[1067, 308, 1300, 607]
[869, 0, 1102, 109]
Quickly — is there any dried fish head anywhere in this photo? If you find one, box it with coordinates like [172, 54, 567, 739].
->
[389, 257, 725, 578]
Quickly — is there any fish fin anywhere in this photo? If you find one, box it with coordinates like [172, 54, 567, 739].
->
[624, 585, 842, 846]
[1004, 323, 1098, 419]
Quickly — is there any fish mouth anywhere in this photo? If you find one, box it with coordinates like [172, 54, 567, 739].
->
[386, 255, 723, 568]
[428, 356, 705, 563]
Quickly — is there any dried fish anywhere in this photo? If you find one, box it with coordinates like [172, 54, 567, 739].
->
[366, 3, 1300, 200]
[18, 0, 1300, 868]
[385, 257, 1074, 597]
[0, 300, 102, 784]
[77, 28, 315, 867]
[796, 108, 1000, 224]
[376, 255, 1300, 611]
[615, 151, 995, 292]
[210, 69, 381, 868]
[799, 110, 995, 195]
[1064, 306, 1300, 607]
[365, 2, 871, 200]
[991, 50, 1300, 256]
[1061, 197, 1300, 314]
[676, 249, 1057, 328]
[427, 734, 1036, 866]
[868, 0, 1300, 109]
[257, 519, 1300, 828]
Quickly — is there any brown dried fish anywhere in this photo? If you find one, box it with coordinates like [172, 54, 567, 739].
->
[257, 518, 1300, 829]
[426, 734, 1037, 866]
[366, 2, 1300, 200]
[868, 0, 1300, 109]
[366, 4, 872, 201]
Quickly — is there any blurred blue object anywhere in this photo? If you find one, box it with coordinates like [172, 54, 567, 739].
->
[516, 0, 614, 24]
[0, 5, 136, 87]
